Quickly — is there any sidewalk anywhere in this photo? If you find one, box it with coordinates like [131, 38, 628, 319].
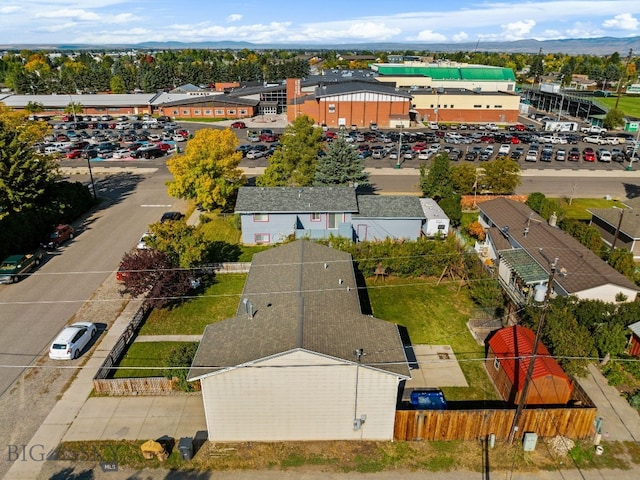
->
[577, 364, 640, 442]
[4, 298, 207, 479]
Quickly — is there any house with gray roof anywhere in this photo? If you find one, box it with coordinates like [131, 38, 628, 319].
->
[235, 186, 441, 244]
[478, 198, 638, 305]
[588, 206, 640, 259]
[188, 240, 411, 441]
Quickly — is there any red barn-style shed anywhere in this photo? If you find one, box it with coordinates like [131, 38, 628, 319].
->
[629, 321, 640, 356]
[486, 326, 573, 405]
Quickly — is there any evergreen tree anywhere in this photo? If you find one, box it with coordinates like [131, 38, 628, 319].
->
[420, 153, 453, 201]
[314, 137, 370, 188]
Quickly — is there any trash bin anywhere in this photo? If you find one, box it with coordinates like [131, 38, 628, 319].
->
[178, 437, 193, 460]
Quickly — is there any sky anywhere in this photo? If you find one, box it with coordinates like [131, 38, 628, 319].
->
[0, 0, 639, 46]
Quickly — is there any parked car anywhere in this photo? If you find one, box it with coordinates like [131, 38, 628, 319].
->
[525, 150, 538, 162]
[498, 144, 511, 155]
[510, 146, 525, 160]
[555, 148, 566, 161]
[0, 248, 45, 284]
[131, 146, 165, 159]
[160, 211, 185, 223]
[583, 148, 596, 162]
[112, 148, 131, 159]
[597, 149, 612, 162]
[49, 322, 97, 360]
[246, 149, 265, 159]
[137, 232, 155, 250]
[231, 121, 247, 129]
[568, 147, 581, 161]
[46, 224, 74, 250]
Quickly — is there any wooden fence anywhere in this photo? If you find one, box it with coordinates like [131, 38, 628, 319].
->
[394, 406, 596, 441]
[93, 376, 176, 395]
[93, 302, 150, 384]
[395, 376, 596, 441]
[203, 262, 251, 274]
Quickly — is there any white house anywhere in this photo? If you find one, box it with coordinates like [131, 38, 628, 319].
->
[188, 240, 411, 442]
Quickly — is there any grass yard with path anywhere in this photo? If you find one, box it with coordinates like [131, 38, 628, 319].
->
[112, 341, 198, 378]
[366, 276, 499, 402]
[594, 96, 640, 119]
[556, 197, 627, 221]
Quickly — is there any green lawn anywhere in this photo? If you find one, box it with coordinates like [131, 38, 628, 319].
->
[138, 274, 246, 335]
[113, 342, 198, 378]
[556, 197, 627, 221]
[366, 277, 499, 401]
[594, 96, 640, 118]
[198, 212, 271, 261]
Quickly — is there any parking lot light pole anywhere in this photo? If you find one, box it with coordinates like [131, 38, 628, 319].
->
[395, 124, 403, 169]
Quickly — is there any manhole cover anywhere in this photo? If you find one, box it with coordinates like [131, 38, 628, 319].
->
[438, 352, 450, 360]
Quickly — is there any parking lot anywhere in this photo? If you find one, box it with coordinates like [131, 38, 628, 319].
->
[235, 122, 639, 172]
[39, 114, 188, 162]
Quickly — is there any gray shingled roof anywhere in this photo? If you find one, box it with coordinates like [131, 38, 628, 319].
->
[629, 320, 640, 337]
[315, 80, 412, 99]
[479, 198, 638, 295]
[188, 240, 410, 381]
[353, 195, 425, 218]
[235, 186, 359, 213]
[588, 207, 640, 239]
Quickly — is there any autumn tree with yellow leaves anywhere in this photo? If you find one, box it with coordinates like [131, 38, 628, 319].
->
[166, 128, 245, 211]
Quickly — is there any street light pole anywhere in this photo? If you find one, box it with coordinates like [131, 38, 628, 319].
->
[508, 258, 558, 444]
[556, 75, 564, 122]
[395, 124, 403, 169]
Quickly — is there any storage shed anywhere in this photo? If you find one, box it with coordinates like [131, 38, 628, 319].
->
[486, 326, 573, 405]
[628, 321, 640, 357]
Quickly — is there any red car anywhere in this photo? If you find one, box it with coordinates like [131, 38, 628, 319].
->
[46, 224, 74, 249]
[509, 136, 521, 144]
[155, 142, 172, 152]
[583, 148, 596, 162]
[65, 149, 83, 159]
[231, 121, 247, 129]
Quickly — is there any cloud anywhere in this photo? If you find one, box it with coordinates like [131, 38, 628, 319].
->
[226, 14, 242, 22]
[602, 13, 639, 31]
[35, 9, 100, 21]
[565, 21, 604, 38]
[415, 30, 447, 42]
[501, 19, 536, 40]
[452, 31, 468, 42]
[0, 6, 20, 13]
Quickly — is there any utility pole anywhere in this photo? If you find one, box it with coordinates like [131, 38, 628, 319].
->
[614, 49, 633, 111]
[508, 258, 558, 444]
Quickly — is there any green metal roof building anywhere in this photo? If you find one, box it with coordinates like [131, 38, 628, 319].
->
[371, 64, 516, 82]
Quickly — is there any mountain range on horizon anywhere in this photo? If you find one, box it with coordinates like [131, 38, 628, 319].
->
[1, 36, 639, 56]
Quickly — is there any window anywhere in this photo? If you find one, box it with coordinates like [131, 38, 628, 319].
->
[310, 213, 321, 222]
[474, 105, 482, 108]
[215, 109, 224, 115]
[253, 213, 268, 222]
[493, 358, 500, 370]
[193, 109, 201, 115]
[239, 109, 248, 115]
[228, 109, 235, 115]
[450, 105, 454, 108]
[328, 213, 342, 229]
[254, 233, 270, 244]
[438, 224, 446, 230]
[494, 105, 502, 108]
[430, 104, 434, 108]
[204, 109, 212, 115]
[182, 110, 189, 115]
[486, 105, 490, 109]
[328, 104, 335, 113]
[172, 110, 179, 115]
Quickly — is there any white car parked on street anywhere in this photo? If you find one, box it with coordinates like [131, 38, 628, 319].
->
[49, 322, 97, 360]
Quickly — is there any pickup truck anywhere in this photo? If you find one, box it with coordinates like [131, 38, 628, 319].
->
[581, 125, 607, 135]
[0, 249, 45, 284]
